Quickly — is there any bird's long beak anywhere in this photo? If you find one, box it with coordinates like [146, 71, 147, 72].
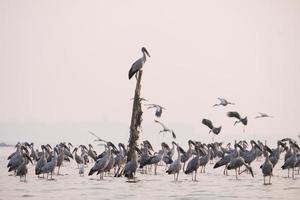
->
[143, 48, 150, 57]
[25, 153, 33, 165]
[72, 148, 77, 154]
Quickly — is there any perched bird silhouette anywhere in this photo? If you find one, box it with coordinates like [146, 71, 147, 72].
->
[128, 47, 150, 80]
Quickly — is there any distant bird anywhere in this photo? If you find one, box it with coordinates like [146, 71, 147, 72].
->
[281, 141, 299, 179]
[72, 147, 84, 168]
[166, 142, 182, 181]
[261, 145, 273, 185]
[40, 147, 59, 180]
[128, 47, 150, 80]
[88, 142, 116, 180]
[255, 112, 273, 119]
[16, 152, 33, 182]
[202, 119, 222, 135]
[213, 97, 235, 107]
[145, 104, 166, 118]
[185, 146, 203, 181]
[227, 111, 248, 132]
[87, 144, 97, 162]
[124, 145, 142, 180]
[227, 144, 254, 180]
[154, 120, 176, 139]
[35, 145, 48, 178]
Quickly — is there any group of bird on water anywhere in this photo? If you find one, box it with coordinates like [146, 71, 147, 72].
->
[6, 137, 300, 185]
[6, 47, 300, 186]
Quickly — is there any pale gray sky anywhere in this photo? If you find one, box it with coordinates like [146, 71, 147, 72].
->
[1, 0, 300, 147]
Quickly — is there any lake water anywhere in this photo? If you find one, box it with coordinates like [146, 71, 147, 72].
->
[0, 147, 299, 200]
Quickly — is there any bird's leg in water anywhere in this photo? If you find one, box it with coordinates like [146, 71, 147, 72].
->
[194, 170, 197, 181]
[235, 169, 238, 180]
[288, 169, 290, 178]
[176, 173, 179, 181]
[292, 167, 295, 179]
[263, 176, 265, 185]
[173, 174, 175, 181]
[154, 164, 157, 175]
[269, 176, 271, 184]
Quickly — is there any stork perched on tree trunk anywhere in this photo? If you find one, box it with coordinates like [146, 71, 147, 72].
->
[128, 47, 150, 80]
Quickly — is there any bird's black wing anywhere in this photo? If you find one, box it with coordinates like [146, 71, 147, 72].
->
[202, 118, 214, 129]
[227, 111, 241, 120]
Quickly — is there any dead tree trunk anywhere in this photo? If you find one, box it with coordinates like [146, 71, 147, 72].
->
[128, 70, 143, 161]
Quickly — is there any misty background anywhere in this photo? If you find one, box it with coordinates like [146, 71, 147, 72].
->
[1, 0, 299, 148]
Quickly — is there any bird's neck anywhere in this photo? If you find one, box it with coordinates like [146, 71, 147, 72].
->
[142, 51, 147, 63]
[177, 150, 181, 160]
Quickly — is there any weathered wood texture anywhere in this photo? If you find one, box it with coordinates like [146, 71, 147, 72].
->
[128, 70, 143, 161]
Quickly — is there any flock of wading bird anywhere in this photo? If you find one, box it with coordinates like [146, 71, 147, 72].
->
[6, 47, 300, 185]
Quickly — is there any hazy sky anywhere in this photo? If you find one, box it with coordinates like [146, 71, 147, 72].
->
[1, 0, 300, 147]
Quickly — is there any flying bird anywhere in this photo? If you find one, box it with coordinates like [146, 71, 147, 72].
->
[128, 47, 150, 80]
[255, 112, 273, 119]
[227, 111, 248, 132]
[201, 119, 222, 135]
[213, 97, 235, 107]
[145, 104, 166, 118]
[154, 120, 176, 139]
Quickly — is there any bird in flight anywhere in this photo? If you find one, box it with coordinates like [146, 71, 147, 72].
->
[227, 111, 248, 132]
[145, 104, 166, 118]
[255, 112, 273, 119]
[213, 97, 235, 107]
[201, 118, 222, 135]
[128, 47, 150, 80]
[154, 120, 176, 139]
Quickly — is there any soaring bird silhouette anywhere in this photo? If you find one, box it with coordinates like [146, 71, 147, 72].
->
[227, 111, 248, 132]
[202, 119, 222, 135]
[213, 97, 235, 107]
[128, 47, 150, 80]
[154, 120, 176, 139]
[145, 104, 166, 118]
[255, 112, 273, 119]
